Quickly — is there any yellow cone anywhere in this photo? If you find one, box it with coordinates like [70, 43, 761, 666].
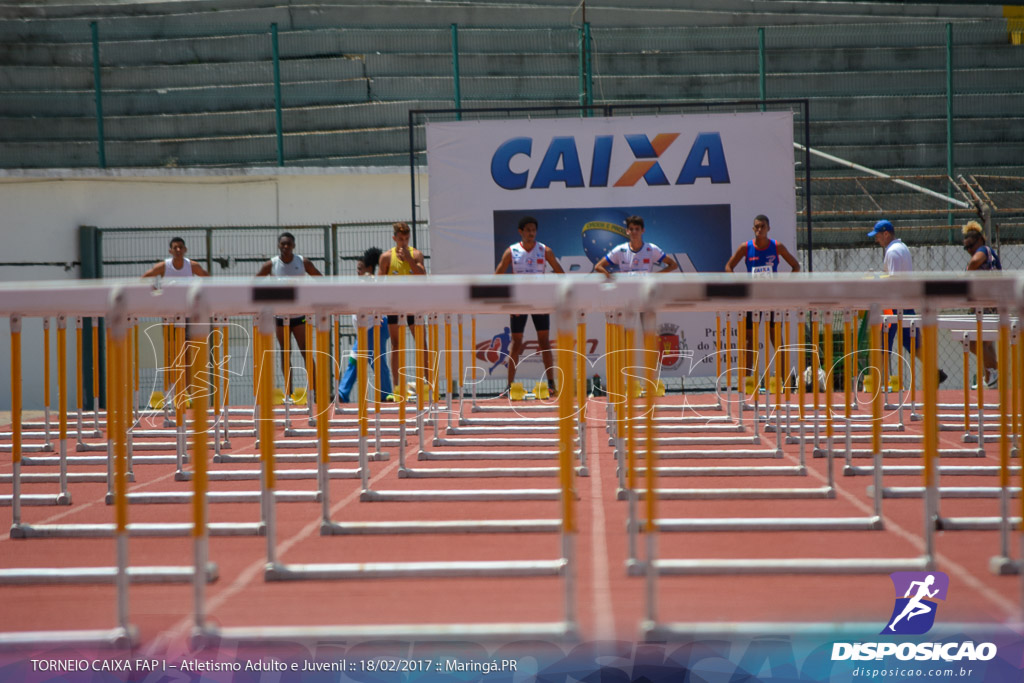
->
[509, 382, 526, 401]
[272, 387, 285, 406]
[148, 391, 165, 409]
[291, 387, 307, 405]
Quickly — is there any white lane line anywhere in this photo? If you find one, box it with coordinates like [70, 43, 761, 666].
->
[803, 442, 1017, 620]
[147, 459, 399, 657]
[1, 468, 181, 540]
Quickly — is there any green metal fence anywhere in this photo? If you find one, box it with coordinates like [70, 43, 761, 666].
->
[3, 20, 1021, 171]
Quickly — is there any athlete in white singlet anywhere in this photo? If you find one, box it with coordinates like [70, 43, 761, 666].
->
[256, 231, 323, 399]
[142, 236, 210, 279]
[494, 215, 564, 395]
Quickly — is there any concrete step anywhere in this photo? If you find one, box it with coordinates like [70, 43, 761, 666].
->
[369, 75, 577, 101]
[1, 0, 1002, 23]
[0, 27, 578, 68]
[0, 57, 366, 90]
[809, 141, 1024, 171]
[800, 93, 1024, 122]
[810, 117, 1023, 147]
[8, 42, 1024, 87]
[591, 21, 1009, 52]
[5, 125, 1019, 171]
[0, 3, 943, 44]
[0, 78, 371, 117]
[0, 97, 569, 142]
[0, 125, 409, 168]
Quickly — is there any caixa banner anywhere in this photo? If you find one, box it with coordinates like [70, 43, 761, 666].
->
[425, 112, 797, 379]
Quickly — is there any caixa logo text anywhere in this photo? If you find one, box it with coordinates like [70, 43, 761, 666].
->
[490, 132, 730, 190]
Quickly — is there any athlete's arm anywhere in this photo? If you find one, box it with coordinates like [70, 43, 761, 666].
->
[494, 248, 513, 275]
[378, 250, 391, 277]
[410, 249, 426, 275]
[255, 260, 273, 277]
[966, 250, 986, 271]
[658, 254, 678, 273]
[724, 244, 746, 272]
[777, 243, 801, 272]
[142, 262, 166, 278]
[303, 258, 323, 276]
[191, 261, 210, 277]
[594, 256, 614, 278]
[545, 246, 565, 274]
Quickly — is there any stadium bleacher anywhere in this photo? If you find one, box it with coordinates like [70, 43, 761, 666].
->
[0, 0, 1021, 174]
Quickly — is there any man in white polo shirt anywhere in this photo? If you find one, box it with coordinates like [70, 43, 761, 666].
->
[868, 219, 946, 384]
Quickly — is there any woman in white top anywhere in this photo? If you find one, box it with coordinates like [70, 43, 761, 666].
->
[142, 236, 210, 278]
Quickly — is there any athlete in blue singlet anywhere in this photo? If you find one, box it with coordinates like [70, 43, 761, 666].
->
[724, 215, 801, 390]
[744, 237, 780, 275]
[964, 220, 1002, 387]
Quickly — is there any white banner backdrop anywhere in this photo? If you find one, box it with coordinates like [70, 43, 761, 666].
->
[426, 112, 796, 383]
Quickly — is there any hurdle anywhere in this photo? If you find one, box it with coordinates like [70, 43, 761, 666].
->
[359, 310, 570, 503]
[191, 287, 577, 644]
[880, 309, 1024, 567]
[624, 307, 893, 574]
[400, 308, 587, 479]
[1, 288, 221, 649]
[9, 291, 268, 540]
[102, 313, 321, 507]
[638, 294, 958, 640]
[623, 309, 838, 504]
[1, 316, 72, 509]
[321, 309, 563, 528]
[3, 272, 1021, 642]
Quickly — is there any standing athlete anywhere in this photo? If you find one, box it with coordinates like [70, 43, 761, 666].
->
[595, 215, 679, 278]
[256, 231, 322, 399]
[142, 236, 210, 278]
[725, 215, 800, 387]
[378, 222, 428, 392]
[494, 215, 564, 396]
[963, 219, 1002, 388]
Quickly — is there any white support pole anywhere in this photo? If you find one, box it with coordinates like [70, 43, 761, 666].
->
[57, 314, 70, 502]
[257, 310, 278, 567]
[317, 311, 332, 525]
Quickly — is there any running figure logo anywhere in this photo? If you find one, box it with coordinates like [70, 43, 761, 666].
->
[882, 571, 949, 635]
[476, 326, 512, 375]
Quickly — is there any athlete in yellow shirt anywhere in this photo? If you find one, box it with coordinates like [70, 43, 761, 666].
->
[378, 222, 427, 390]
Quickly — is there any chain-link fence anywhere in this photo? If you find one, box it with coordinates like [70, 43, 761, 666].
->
[794, 170, 1024, 392]
[85, 220, 428, 406]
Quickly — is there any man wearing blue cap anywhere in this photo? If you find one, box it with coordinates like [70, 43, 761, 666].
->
[868, 219, 912, 273]
[867, 219, 947, 384]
